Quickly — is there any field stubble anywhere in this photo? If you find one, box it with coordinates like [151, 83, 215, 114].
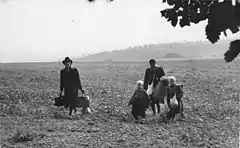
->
[0, 59, 239, 148]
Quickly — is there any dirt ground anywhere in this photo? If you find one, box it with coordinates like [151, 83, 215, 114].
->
[0, 59, 239, 148]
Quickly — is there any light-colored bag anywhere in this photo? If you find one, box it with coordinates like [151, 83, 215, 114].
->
[170, 94, 178, 108]
[146, 74, 155, 95]
[147, 83, 153, 95]
[160, 96, 169, 114]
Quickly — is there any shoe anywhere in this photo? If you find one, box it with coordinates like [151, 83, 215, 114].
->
[68, 115, 73, 120]
[134, 119, 139, 123]
[134, 117, 139, 123]
[72, 111, 79, 116]
[140, 118, 146, 124]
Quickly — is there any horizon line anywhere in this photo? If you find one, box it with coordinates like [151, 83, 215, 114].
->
[0, 39, 232, 63]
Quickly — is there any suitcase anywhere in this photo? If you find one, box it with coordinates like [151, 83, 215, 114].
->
[54, 96, 90, 108]
[54, 96, 65, 106]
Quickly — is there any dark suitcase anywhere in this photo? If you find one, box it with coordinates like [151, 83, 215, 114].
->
[54, 96, 90, 108]
[54, 96, 65, 106]
[76, 96, 90, 108]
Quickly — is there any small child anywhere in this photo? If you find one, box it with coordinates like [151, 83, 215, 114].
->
[128, 80, 151, 123]
[166, 76, 185, 120]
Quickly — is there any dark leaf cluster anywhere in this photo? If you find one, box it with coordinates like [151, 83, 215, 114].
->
[161, 0, 240, 62]
[224, 39, 240, 62]
[161, 0, 240, 43]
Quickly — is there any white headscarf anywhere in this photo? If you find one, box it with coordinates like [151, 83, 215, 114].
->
[168, 76, 176, 83]
[136, 80, 144, 88]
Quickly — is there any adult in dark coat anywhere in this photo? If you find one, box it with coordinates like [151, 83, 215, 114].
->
[60, 57, 84, 116]
[143, 59, 165, 115]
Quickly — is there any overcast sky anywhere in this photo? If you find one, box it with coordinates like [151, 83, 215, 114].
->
[0, 0, 239, 62]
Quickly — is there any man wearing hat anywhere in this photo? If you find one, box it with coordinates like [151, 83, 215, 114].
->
[60, 57, 85, 116]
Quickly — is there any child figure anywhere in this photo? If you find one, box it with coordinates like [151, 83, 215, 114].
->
[128, 80, 151, 123]
[166, 76, 185, 120]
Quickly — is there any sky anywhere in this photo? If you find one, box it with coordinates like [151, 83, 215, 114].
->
[0, 0, 239, 63]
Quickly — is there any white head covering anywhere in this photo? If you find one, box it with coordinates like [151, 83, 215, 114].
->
[168, 76, 176, 83]
[136, 80, 144, 87]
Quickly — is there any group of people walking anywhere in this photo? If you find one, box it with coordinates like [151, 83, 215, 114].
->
[59, 57, 185, 123]
[128, 59, 185, 123]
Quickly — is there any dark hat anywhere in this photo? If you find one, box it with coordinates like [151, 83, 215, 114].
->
[62, 57, 73, 65]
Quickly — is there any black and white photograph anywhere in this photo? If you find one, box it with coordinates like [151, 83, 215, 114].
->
[0, 0, 240, 147]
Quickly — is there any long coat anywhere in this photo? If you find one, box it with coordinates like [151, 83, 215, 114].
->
[143, 67, 165, 91]
[60, 67, 82, 106]
[128, 88, 151, 111]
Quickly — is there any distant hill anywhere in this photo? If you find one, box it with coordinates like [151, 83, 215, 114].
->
[163, 53, 184, 58]
[75, 40, 232, 62]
